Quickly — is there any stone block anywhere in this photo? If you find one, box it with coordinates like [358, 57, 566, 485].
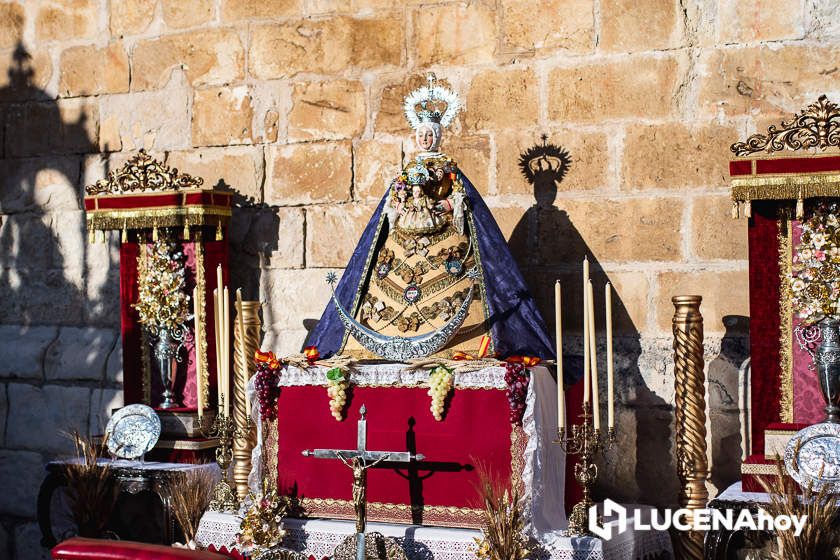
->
[805, 0, 840, 39]
[262, 326, 311, 357]
[163, 0, 215, 29]
[7, 384, 91, 453]
[0, 156, 80, 213]
[465, 67, 539, 132]
[15, 522, 51, 560]
[5, 98, 98, 157]
[0, 213, 54, 270]
[708, 408, 745, 494]
[249, 17, 402, 79]
[413, 3, 496, 66]
[0, 450, 44, 517]
[0, 2, 24, 49]
[166, 146, 264, 201]
[110, 0, 156, 36]
[373, 74, 428, 135]
[0, 325, 56, 379]
[353, 138, 404, 202]
[447, 135, 491, 195]
[192, 86, 255, 146]
[261, 268, 337, 331]
[90, 388, 124, 435]
[45, 327, 119, 381]
[537, 198, 684, 264]
[699, 44, 840, 118]
[99, 83, 191, 152]
[622, 122, 736, 190]
[0, 48, 53, 103]
[264, 141, 352, 205]
[36, 0, 98, 41]
[229, 206, 305, 269]
[496, 129, 610, 195]
[131, 28, 245, 91]
[655, 269, 749, 334]
[288, 80, 366, 142]
[106, 339, 124, 384]
[249, 80, 292, 144]
[305, 204, 376, 268]
[548, 54, 680, 123]
[500, 0, 594, 54]
[717, 0, 803, 43]
[692, 196, 748, 261]
[59, 43, 130, 97]
[0, 269, 85, 326]
[84, 232, 122, 329]
[600, 0, 680, 52]
[221, 0, 301, 21]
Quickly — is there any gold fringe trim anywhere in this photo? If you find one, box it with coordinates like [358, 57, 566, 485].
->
[194, 235, 211, 415]
[298, 497, 485, 528]
[741, 462, 788, 475]
[778, 216, 794, 424]
[731, 173, 840, 203]
[86, 206, 231, 232]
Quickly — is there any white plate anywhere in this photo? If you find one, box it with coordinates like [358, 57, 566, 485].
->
[105, 404, 161, 460]
[784, 422, 840, 492]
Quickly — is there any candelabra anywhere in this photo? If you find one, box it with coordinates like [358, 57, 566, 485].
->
[556, 408, 617, 536]
[204, 405, 247, 512]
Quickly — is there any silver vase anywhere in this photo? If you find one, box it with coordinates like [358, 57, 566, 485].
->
[796, 318, 840, 423]
[153, 327, 182, 409]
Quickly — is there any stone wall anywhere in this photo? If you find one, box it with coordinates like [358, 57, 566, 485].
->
[1, 0, 839, 557]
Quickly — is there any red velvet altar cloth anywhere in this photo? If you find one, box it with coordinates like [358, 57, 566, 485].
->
[84, 189, 232, 231]
[276, 385, 521, 529]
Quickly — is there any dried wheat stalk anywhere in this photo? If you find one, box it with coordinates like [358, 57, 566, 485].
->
[168, 468, 216, 543]
[61, 431, 119, 538]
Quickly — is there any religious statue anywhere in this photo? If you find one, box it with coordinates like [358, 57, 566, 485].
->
[307, 74, 554, 362]
[337, 454, 386, 533]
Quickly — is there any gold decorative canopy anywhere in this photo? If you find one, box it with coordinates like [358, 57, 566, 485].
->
[729, 95, 840, 218]
[84, 150, 231, 235]
[731, 95, 840, 156]
[86, 149, 204, 195]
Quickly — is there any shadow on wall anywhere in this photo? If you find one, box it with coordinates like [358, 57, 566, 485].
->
[0, 43, 99, 325]
[224, 191, 281, 303]
[508, 135, 678, 507]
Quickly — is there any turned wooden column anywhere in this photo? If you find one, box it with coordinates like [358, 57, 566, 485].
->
[672, 296, 708, 560]
[232, 300, 261, 500]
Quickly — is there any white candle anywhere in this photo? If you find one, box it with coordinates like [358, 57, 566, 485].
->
[606, 283, 614, 430]
[583, 269, 590, 406]
[555, 280, 565, 433]
[223, 287, 230, 418]
[587, 281, 600, 431]
[194, 286, 204, 420]
[213, 287, 222, 415]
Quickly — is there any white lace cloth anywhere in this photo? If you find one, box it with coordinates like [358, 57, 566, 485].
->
[195, 510, 673, 560]
[713, 482, 771, 504]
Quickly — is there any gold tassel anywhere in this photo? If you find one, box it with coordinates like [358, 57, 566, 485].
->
[183, 223, 190, 240]
[796, 188, 804, 219]
[731, 202, 740, 219]
[152, 226, 159, 242]
[215, 222, 223, 241]
[744, 200, 752, 218]
[88, 230, 95, 244]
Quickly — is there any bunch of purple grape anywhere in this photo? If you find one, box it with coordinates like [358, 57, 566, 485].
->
[254, 364, 281, 421]
[504, 362, 530, 425]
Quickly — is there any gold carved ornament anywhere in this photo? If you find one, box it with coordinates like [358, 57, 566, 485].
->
[730, 96, 840, 219]
[86, 149, 203, 195]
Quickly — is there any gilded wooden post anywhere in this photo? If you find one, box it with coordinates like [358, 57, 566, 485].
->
[233, 300, 262, 500]
[672, 296, 708, 560]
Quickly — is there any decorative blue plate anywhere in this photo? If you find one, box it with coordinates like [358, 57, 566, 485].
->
[105, 404, 161, 460]
[785, 422, 840, 492]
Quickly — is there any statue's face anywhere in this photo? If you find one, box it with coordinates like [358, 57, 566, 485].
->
[416, 126, 436, 151]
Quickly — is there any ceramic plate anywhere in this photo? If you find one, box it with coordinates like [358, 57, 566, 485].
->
[105, 404, 161, 460]
[784, 422, 840, 492]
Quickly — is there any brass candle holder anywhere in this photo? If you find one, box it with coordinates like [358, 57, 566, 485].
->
[556, 408, 617, 536]
[204, 403, 247, 512]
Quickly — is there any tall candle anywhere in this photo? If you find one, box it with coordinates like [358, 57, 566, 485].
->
[582, 270, 590, 405]
[194, 287, 204, 420]
[606, 282, 614, 429]
[587, 281, 600, 431]
[213, 287, 222, 415]
[223, 287, 231, 417]
[555, 280, 565, 433]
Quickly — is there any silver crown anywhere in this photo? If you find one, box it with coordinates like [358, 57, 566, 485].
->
[403, 73, 461, 131]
